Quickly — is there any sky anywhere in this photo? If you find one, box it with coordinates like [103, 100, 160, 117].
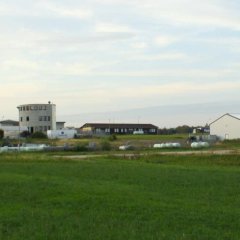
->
[1, 0, 240, 127]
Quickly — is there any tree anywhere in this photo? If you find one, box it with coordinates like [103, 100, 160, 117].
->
[0, 129, 4, 139]
[175, 125, 193, 134]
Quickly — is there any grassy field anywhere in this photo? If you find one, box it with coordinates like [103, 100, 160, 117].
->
[0, 152, 240, 239]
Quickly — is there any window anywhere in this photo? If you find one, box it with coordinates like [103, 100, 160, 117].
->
[44, 116, 47, 121]
[26, 116, 29, 121]
[48, 126, 51, 130]
[114, 128, 119, 133]
[23, 106, 25, 111]
[44, 126, 47, 131]
[20, 117, 23, 122]
[26, 106, 29, 111]
[48, 116, 50, 121]
[39, 116, 42, 121]
[39, 106, 42, 110]
[96, 128, 101, 133]
[34, 106, 38, 110]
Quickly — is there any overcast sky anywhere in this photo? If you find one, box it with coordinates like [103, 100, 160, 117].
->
[1, 0, 240, 126]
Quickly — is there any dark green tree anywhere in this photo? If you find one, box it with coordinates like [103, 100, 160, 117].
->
[0, 129, 4, 139]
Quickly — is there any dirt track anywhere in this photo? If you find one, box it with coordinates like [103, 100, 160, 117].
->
[55, 149, 240, 159]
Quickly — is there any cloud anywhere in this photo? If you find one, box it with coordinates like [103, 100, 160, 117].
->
[131, 53, 188, 61]
[95, 22, 134, 33]
[0, 1, 93, 19]
[97, 0, 240, 31]
[0, 83, 42, 98]
[0, 59, 39, 71]
[93, 68, 235, 78]
[154, 35, 179, 47]
[131, 42, 148, 49]
[42, 3, 93, 19]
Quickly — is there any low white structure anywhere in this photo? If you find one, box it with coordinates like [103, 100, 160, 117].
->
[47, 129, 77, 139]
[0, 126, 28, 139]
[210, 113, 240, 140]
[0, 144, 47, 153]
[153, 143, 181, 148]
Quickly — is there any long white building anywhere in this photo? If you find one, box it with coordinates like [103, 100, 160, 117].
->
[210, 113, 240, 140]
[17, 102, 56, 133]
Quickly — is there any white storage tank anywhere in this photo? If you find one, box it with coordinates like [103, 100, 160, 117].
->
[47, 129, 77, 139]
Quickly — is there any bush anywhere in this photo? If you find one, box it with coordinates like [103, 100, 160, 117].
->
[20, 131, 31, 138]
[100, 140, 111, 151]
[108, 134, 117, 141]
[31, 131, 47, 139]
[75, 143, 88, 152]
[0, 129, 4, 139]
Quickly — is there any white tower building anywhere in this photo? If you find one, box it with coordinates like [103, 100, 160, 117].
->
[17, 102, 56, 133]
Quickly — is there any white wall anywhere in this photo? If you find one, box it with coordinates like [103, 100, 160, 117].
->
[210, 115, 240, 140]
[47, 129, 77, 139]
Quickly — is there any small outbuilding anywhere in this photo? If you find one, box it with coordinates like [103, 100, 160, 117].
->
[47, 129, 77, 139]
[210, 113, 240, 140]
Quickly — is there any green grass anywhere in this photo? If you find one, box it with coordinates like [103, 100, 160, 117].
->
[0, 153, 240, 239]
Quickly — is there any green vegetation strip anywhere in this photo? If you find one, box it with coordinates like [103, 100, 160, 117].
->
[0, 153, 240, 240]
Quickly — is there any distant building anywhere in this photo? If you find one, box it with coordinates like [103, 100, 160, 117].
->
[80, 123, 158, 135]
[17, 102, 56, 133]
[0, 126, 28, 139]
[0, 120, 19, 127]
[210, 113, 240, 140]
[0, 119, 27, 139]
[56, 121, 65, 130]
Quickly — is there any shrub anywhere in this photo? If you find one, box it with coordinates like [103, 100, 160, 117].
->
[100, 140, 111, 151]
[108, 134, 117, 141]
[75, 143, 88, 152]
[20, 131, 31, 138]
[31, 131, 47, 139]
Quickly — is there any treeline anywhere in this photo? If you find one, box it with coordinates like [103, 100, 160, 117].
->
[158, 125, 207, 135]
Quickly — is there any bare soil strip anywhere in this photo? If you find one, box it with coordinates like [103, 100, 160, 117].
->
[54, 149, 240, 159]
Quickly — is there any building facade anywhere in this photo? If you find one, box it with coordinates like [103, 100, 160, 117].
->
[80, 123, 158, 135]
[17, 102, 56, 133]
[210, 113, 240, 140]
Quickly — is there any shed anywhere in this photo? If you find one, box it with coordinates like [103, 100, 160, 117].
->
[210, 113, 240, 140]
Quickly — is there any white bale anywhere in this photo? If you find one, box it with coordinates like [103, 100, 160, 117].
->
[165, 143, 172, 148]
[119, 145, 128, 150]
[200, 142, 209, 148]
[172, 143, 181, 148]
[191, 142, 209, 148]
[191, 142, 198, 148]
[0, 146, 8, 152]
